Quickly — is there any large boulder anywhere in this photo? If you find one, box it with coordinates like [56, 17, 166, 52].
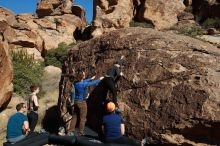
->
[0, 41, 13, 110]
[3, 25, 44, 60]
[41, 66, 62, 99]
[60, 27, 220, 144]
[92, 0, 133, 37]
[72, 5, 86, 23]
[0, 7, 15, 33]
[37, 66, 62, 130]
[136, 0, 185, 30]
[36, 0, 73, 18]
[0, 7, 15, 17]
[0, 7, 17, 29]
[35, 15, 82, 51]
[0, 17, 8, 33]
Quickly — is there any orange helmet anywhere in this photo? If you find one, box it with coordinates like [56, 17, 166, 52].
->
[107, 102, 115, 112]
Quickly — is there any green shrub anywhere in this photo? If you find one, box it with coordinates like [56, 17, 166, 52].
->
[173, 25, 204, 37]
[184, 6, 192, 13]
[44, 42, 76, 68]
[195, 15, 202, 23]
[129, 20, 154, 28]
[12, 50, 44, 97]
[202, 17, 220, 29]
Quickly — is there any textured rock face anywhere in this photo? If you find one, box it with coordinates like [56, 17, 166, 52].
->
[72, 5, 86, 22]
[0, 41, 13, 110]
[193, 0, 220, 21]
[136, 0, 185, 30]
[60, 27, 220, 144]
[92, 0, 133, 37]
[36, 0, 73, 18]
[41, 66, 62, 99]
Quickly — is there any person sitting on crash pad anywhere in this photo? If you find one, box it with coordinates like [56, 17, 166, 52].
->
[7, 103, 30, 143]
[102, 102, 140, 146]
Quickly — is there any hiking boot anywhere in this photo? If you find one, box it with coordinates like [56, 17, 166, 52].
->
[77, 132, 84, 136]
[58, 127, 65, 136]
[141, 137, 147, 146]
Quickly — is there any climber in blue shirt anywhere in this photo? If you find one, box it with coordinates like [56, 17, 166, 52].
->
[74, 77, 101, 101]
[69, 70, 104, 135]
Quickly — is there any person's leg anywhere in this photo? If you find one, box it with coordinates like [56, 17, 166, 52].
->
[78, 101, 87, 135]
[12, 132, 48, 145]
[66, 105, 75, 134]
[69, 103, 78, 133]
[7, 135, 26, 143]
[28, 111, 38, 131]
[27, 112, 32, 129]
[32, 112, 38, 131]
[28, 111, 34, 131]
[105, 77, 118, 107]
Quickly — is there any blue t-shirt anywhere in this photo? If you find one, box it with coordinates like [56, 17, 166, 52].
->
[102, 113, 124, 140]
[73, 78, 101, 101]
[7, 112, 28, 139]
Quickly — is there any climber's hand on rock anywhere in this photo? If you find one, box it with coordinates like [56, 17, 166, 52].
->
[91, 76, 96, 80]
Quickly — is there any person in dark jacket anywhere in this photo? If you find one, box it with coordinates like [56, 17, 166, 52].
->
[103, 59, 124, 109]
[69, 70, 104, 135]
[105, 62, 123, 107]
[102, 102, 140, 146]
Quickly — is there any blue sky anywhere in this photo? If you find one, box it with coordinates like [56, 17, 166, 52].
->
[0, 0, 93, 22]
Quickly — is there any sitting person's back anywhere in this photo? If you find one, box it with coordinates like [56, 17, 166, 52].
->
[102, 102, 140, 146]
[103, 110, 123, 140]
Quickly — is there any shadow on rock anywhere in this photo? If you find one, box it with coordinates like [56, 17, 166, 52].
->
[86, 79, 109, 136]
[42, 105, 63, 134]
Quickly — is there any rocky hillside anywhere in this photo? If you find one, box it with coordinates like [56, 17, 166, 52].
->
[0, 0, 86, 61]
[60, 27, 220, 145]
[91, 0, 220, 38]
[91, 0, 185, 37]
[0, 0, 86, 109]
